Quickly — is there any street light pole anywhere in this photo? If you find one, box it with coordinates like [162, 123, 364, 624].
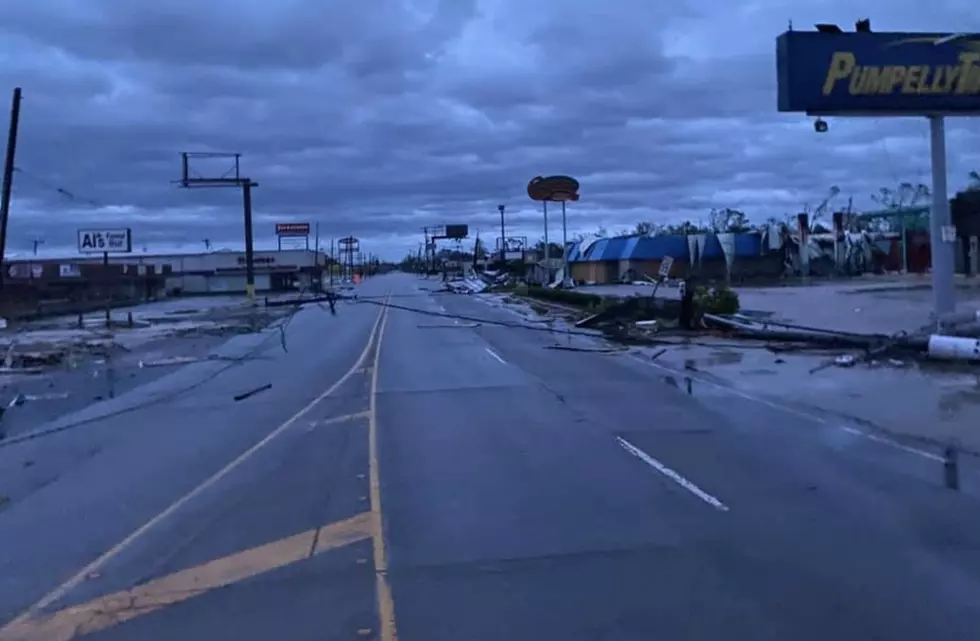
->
[498, 204, 506, 265]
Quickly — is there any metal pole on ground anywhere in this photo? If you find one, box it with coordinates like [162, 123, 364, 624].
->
[928, 115, 956, 324]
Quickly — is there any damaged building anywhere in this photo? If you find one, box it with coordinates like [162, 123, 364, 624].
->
[564, 226, 972, 285]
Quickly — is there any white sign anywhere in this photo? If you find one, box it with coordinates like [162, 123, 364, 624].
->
[59, 264, 81, 277]
[77, 228, 132, 254]
[659, 255, 675, 278]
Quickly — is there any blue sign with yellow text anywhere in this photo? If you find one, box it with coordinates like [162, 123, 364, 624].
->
[777, 31, 980, 114]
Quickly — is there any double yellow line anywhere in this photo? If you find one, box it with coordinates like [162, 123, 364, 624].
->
[0, 291, 397, 641]
[368, 292, 398, 641]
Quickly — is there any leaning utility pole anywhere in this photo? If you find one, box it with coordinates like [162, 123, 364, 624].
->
[0, 87, 23, 290]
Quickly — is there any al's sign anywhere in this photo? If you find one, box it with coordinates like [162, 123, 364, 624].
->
[777, 31, 980, 114]
[77, 228, 133, 254]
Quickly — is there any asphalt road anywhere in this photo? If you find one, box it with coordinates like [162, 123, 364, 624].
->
[2, 272, 980, 640]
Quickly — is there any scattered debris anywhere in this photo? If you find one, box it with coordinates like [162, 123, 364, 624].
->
[0, 366, 45, 376]
[544, 345, 627, 354]
[442, 277, 488, 295]
[234, 383, 272, 402]
[138, 356, 201, 368]
[834, 355, 857, 368]
[417, 323, 480, 329]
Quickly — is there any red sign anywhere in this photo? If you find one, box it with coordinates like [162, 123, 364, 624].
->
[275, 223, 311, 236]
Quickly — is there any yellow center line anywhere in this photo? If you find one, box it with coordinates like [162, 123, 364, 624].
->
[0, 513, 377, 641]
[2, 301, 389, 632]
[369, 290, 399, 641]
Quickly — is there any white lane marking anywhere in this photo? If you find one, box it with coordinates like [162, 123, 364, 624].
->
[634, 355, 940, 462]
[616, 436, 729, 512]
[485, 347, 507, 365]
[839, 426, 944, 462]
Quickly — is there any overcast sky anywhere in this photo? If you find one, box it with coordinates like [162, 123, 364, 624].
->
[2, 0, 979, 260]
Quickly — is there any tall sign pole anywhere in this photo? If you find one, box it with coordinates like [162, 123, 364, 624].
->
[775, 23, 980, 328]
[242, 180, 256, 300]
[928, 115, 956, 318]
[542, 201, 550, 278]
[0, 87, 23, 290]
[527, 176, 580, 287]
[174, 152, 259, 302]
[561, 200, 569, 286]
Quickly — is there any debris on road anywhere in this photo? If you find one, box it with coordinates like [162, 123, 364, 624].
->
[0, 296, 299, 438]
[234, 383, 273, 402]
[138, 356, 202, 368]
[544, 344, 627, 354]
[417, 322, 481, 329]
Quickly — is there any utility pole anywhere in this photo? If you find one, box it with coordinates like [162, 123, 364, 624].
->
[314, 222, 321, 291]
[0, 87, 23, 290]
[241, 180, 256, 300]
[32, 239, 43, 256]
[329, 238, 335, 287]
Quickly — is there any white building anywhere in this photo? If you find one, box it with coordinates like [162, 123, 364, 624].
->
[68, 249, 329, 295]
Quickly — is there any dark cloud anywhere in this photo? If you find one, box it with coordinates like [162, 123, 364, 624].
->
[1, 0, 980, 260]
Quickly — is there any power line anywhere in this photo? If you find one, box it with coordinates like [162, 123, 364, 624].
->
[11, 166, 101, 207]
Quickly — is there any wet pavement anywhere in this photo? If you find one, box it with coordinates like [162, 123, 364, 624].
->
[563, 279, 980, 452]
[0, 298, 294, 440]
[2, 275, 980, 640]
[583, 278, 980, 333]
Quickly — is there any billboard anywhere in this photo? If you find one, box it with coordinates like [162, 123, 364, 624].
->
[77, 228, 133, 254]
[445, 224, 468, 239]
[776, 31, 980, 114]
[275, 222, 311, 236]
[527, 175, 580, 201]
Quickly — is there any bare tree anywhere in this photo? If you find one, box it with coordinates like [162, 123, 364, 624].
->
[871, 182, 930, 210]
[708, 208, 752, 233]
[969, 170, 980, 190]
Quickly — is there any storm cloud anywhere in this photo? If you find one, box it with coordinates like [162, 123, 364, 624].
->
[2, 0, 980, 259]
